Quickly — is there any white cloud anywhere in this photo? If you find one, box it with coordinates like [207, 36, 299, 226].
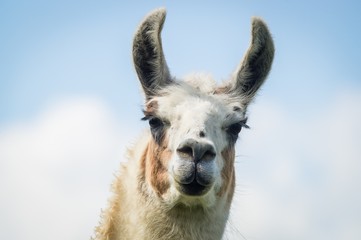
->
[0, 97, 129, 240]
[1, 93, 360, 240]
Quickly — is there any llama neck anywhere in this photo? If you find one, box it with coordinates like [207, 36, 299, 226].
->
[137, 203, 230, 240]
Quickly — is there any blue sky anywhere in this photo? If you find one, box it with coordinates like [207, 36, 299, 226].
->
[1, 0, 360, 123]
[1, 1, 361, 240]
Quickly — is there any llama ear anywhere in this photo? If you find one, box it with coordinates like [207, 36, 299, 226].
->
[133, 8, 172, 99]
[226, 17, 274, 105]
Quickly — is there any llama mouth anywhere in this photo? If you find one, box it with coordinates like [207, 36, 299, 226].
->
[173, 160, 215, 196]
[177, 180, 209, 196]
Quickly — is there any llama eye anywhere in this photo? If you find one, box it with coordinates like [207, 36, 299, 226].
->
[227, 123, 243, 136]
[149, 117, 163, 129]
[147, 117, 166, 144]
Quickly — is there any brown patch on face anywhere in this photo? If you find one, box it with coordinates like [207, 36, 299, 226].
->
[144, 99, 159, 116]
[214, 85, 231, 95]
[218, 146, 236, 204]
[139, 134, 172, 197]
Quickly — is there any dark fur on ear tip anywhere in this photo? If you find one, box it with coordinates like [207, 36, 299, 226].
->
[250, 17, 275, 61]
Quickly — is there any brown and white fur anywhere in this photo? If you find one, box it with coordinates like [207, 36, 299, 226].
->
[93, 8, 274, 240]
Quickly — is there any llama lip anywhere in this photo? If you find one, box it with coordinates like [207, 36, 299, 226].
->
[173, 160, 214, 183]
[172, 161, 196, 184]
[195, 160, 214, 186]
[173, 161, 215, 196]
[178, 180, 208, 196]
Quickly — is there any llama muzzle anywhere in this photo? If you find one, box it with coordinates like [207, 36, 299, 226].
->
[172, 139, 216, 196]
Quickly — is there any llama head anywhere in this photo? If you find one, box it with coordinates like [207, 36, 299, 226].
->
[133, 8, 274, 208]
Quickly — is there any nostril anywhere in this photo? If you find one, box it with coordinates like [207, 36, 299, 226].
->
[196, 143, 216, 162]
[177, 139, 216, 162]
[177, 146, 193, 159]
[203, 149, 216, 161]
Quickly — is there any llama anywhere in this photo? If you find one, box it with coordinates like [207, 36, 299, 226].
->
[93, 8, 274, 240]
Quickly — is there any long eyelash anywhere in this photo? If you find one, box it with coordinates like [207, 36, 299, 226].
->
[141, 115, 151, 121]
[141, 110, 154, 121]
[240, 118, 250, 129]
[241, 122, 250, 129]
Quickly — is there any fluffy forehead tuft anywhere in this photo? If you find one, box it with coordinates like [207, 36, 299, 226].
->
[146, 74, 247, 121]
[158, 78, 219, 108]
[182, 73, 217, 94]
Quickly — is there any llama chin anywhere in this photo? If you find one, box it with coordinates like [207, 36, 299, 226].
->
[93, 8, 274, 240]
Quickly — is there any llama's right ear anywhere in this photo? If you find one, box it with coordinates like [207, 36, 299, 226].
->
[223, 17, 274, 106]
[133, 8, 172, 99]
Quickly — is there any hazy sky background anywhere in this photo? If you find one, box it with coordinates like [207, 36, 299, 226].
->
[1, 1, 360, 240]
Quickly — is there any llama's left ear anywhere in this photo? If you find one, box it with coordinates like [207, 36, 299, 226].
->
[133, 8, 173, 100]
[226, 17, 274, 105]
